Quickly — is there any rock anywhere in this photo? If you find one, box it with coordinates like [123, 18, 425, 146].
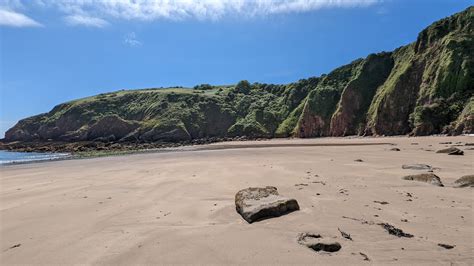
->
[87, 115, 139, 141]
[402, 164, 432, 170]
[390, 148, 400, 151]
[438, 243, 455, 249]
[402, 173, 444, 187]
[297, 233, 342, 253]
[235, 186, 299, 223]
[378, 223, 414, 238]
[454, 175, 474, 188]
[354, 159, 364, 162]
[436, 147, 464, 155]
[308, 242, 342, 252]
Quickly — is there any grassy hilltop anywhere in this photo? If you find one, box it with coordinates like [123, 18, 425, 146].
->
[4, 7, 473, 147]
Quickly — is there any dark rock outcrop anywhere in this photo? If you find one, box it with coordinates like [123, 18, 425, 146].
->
[235, 186, 299, 223]
[88, 115, 140, 141]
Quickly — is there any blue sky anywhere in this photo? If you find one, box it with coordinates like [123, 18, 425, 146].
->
[0, 0, 472, 137]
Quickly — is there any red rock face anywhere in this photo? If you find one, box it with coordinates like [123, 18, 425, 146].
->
[329, 85, 362, 137]
[296, 107, 328, 138]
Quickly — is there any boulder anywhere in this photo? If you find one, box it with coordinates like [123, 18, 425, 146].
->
[235, 186, 299, 223]
[436, 147, 464, 155]
[402, 173, 444, 187]
[454, 175, 474, 188]
[402, 164, 432, 170]
[390, 147, 401, 151]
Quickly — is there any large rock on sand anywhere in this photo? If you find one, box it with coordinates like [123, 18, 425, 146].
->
[436, 147, 464, 155]
[235, 186, 299, 223]
[454, 175, 474, 188]
[403, 173, 444, 187]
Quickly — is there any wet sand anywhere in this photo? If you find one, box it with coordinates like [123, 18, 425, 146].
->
[0, 136, 473, 264]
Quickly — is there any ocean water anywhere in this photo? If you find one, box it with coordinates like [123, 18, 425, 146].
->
[0, 150, 71, 165]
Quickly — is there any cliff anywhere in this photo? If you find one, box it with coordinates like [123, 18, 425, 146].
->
[4, 7, 473, 147]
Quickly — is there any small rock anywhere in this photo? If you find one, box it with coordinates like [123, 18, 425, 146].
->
[438, 243, 455, 249]
[439, 142, 452, 144]
[235, 186, 299, 223]
[454, 175, 474, 188]
[402, 173, 444, 187]
[402, 164, 432, 170]
[374, 200, 389, 205]
[298, 233, 341, 253]
[436, 147, 464, 155]
[354, 159, 364, 162]
[390, 148, 400, 151]
[308, 242, 342, 252]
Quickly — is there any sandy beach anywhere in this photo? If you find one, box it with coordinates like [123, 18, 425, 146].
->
[0, 136, 473, 265]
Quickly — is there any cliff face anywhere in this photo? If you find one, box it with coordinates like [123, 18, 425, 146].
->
[329, 53, 394, 136]
[4, 7, 474, 144]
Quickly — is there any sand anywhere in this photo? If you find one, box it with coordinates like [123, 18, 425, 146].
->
[0, 136, 473, 265]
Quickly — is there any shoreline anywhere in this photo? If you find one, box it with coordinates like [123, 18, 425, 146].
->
[1, 134, 471, 166]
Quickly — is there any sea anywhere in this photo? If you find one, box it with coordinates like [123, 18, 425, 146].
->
[0, 150, 71, 165]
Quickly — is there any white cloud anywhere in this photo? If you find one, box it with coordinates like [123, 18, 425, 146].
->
[124, 32, 142, 47]
[41, 0, 380, 22]
[64, 14, 109, 27]
[1, 0, 381, 28]
[0, 8, 42, 27]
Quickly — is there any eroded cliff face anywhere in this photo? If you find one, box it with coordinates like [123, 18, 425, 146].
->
[295, 59, 363, 137]
[3, 7, 473, 145]
[364, 45, 424, 136]
[330, 53, 394, 136]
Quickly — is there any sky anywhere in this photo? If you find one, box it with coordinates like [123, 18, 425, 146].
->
[0, 0, 472, 137]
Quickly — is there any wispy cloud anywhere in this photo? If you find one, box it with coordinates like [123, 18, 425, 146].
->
[0, 8, 42, 27]
[64, 14, 109, 27]
[48, 0, 380, 21]
[1, 0, 381, 28]
[123, 32, 142, 47]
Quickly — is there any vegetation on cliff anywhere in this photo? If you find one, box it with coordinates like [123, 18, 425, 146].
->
[4, 7, 473, 147]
